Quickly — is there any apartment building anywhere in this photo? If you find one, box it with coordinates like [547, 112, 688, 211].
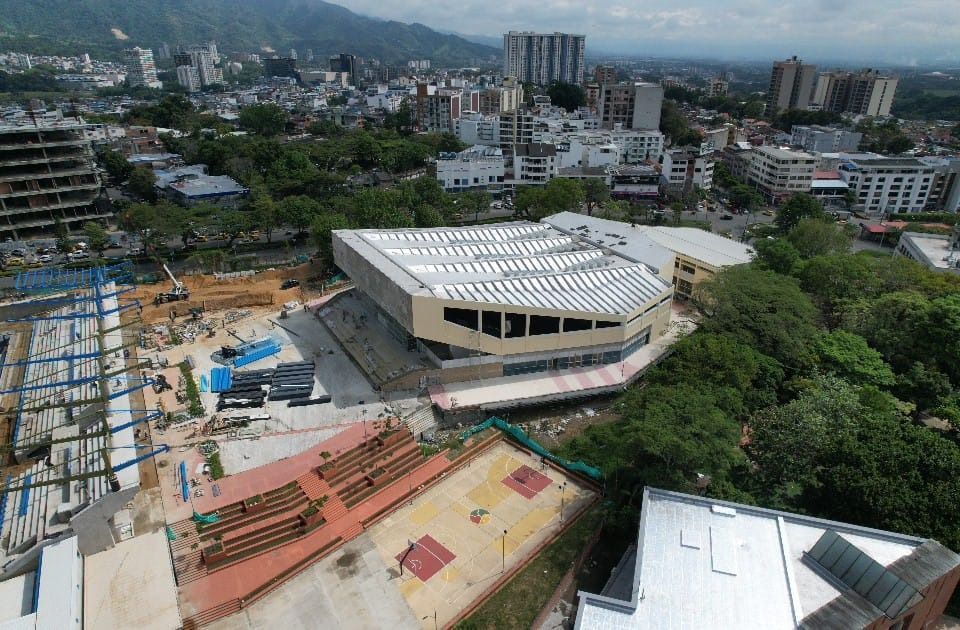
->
[812, 69, 899, 117]
[555, 136, 619, 170]
[767, 56, 817, 114]
[594, 65, 617, 85]
[503, 31, 586, 85]
[702, 127, 730, 152]
[0, 117, 105, 237]
[598, 83, 664, 130]
[435, 145, 506, 193]
[262, 57, 298, 79]
[608, 165, 660, 199]
[513, 143, 558, 185]
[708, 77, 729, 97]
[920, 157, 960, 213]
[838, 156, 936, 214]
[747, 145, 817, 203]
[175, 65, 201, 92]
[660, 148, 714, 192]
[791, 124, 863, 153]
[721, 142, 755, 180]
[498, 109, 536, 151]
[124, 47, 162, 89]
[416, 86, 462, 133]
[478, 78, 524, 115]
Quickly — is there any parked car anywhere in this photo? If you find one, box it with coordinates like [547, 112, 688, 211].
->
[280, 279, 300, 290]
[720, 213, 734, 220]
[38, 254, 53, 263]
[762, 210, 774, 216]
[68, 251, 90, 260]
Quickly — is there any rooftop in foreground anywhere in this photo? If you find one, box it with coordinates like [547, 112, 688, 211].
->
[575, 488, 960, 630]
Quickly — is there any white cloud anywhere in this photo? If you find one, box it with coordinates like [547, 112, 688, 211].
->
[338, 0, 960, 63]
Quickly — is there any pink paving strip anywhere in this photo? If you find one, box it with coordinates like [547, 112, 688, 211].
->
[551, 374, 575, 393]
[595, 366, 620, 386]
[574, 371, 596, 390]
[502, 465, 553, 499]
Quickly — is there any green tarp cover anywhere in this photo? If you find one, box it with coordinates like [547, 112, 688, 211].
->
[461, 417, 603, 481]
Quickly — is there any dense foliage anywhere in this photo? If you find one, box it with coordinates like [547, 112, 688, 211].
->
[561, 197, 960, 553]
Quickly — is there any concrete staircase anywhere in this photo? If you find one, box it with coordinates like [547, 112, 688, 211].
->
[296, 470, 328, 501]
[340, 520, 364, 542]
[321, 494, 348, 523]
[173, 547, 208, 585]
[403, 405, 439, 438]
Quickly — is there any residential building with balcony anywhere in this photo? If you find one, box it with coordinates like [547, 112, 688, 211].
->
[598, 83, 663, 130]
[503, 31, 585, 86]
[838, 156, 936, 214]
[660, 148, 714, 192]
[0, 117, 105, 237]
[767, 56, 817, 114]
[791, 125, 863, 153]
[512, 143, 558, 185]
[747, 145, 817, 204]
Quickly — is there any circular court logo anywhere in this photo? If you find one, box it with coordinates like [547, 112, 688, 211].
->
[469, 508, 491, 525]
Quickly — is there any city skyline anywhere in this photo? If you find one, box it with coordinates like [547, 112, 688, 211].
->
[342, 0, 960, 65]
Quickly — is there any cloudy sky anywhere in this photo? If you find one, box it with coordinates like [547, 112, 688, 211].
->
[340, 0, 959, 65]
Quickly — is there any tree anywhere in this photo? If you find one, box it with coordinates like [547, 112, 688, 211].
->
[218, 208, 252, 248]
[670, 201, 684, 225]
[775, 193, 824, 233]
[696, 266, 820, 369]
[583, 179, 610, 216]
[307, 119, 342, 137]
[311, 212, 350, 270]
[53, 216, 70, 253]
[277, 195, 321, 236]
[752, 238, 801, 275]
[82, 222, 110, 257]
[97, 148, 133, 181]
[815, 330, 895, 387]
[238, 103, 288, 136]
[785, 217, 852, 258]
[119, 202, 167, 254]
[347, 188, 413, 229]
[727, 184, 762, 213]
[348, 131, 382, 169]
[841, 291, 933, 371]
[127, 167, 157, 201]
[514, 179, 585, 221]
[458, 191, 491, 224]
[249, 194, 280, 243]
[546, 82, 586, 111]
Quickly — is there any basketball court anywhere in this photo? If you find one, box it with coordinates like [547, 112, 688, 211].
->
[366, 439, 597, 628]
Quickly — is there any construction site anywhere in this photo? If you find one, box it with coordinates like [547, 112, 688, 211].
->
[0, 251, 611, 629]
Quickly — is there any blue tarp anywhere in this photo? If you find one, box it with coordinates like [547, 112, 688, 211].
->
[199, 374, 209, 392]
[18, 474, 31, 516]
[234, 343, 280, 367]
[210, 367, 233, 392]
[180, 461, 189, 502]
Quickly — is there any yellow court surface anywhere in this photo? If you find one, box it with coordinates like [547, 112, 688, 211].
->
[366, 439, 597, 628]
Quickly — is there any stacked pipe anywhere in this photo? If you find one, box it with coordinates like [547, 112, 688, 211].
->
[268, 361, 316, 403]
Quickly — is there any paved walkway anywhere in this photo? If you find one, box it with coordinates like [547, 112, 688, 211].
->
[429, 309, 697, 411]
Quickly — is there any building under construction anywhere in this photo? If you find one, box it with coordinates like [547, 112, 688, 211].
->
[0, 263, 166, 579]
[0, 116, 106, 237]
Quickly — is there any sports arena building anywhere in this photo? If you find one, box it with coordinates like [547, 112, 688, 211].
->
[332, 219, 676, 380]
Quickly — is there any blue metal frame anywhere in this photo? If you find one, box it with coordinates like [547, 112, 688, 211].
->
[109, 409, 163, 434]
[15, 262, 135, 292]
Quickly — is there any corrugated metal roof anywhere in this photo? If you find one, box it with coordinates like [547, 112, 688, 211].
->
[434, 265, 670, 314]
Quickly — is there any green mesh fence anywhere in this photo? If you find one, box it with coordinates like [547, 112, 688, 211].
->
[461, 416, 602, 481]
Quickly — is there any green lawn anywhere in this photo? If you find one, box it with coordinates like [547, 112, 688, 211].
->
[456, 505, 601, 630]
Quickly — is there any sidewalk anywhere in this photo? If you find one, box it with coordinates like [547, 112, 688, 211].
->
[429, 308, 697, 411]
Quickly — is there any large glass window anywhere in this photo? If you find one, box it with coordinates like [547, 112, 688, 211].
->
[481, 311, 501, 338]
[529, 315, 560, 335]
[443, 307, 478, 331]
[504, 312, 527, 338]
[563, 318, 592, 333]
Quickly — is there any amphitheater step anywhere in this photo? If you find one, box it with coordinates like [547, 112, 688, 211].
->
[321, 495, 348, 523]
[173, 548, 208, 586]
[181, 598, 241, 630]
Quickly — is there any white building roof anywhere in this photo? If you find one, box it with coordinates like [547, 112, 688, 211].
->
[335, 221, 673, 317]
[543, 212, 753, 269]
[0, 536, 81, 630]
[575, 488, 959, 630]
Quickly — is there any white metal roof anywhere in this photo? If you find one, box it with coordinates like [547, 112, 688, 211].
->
[543, 212, 753, 269]
[574, 488, 952, 630]
[336, 221, 673, 317]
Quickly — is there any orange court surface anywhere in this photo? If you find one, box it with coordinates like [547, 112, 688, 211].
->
[366, 439, 597, 628]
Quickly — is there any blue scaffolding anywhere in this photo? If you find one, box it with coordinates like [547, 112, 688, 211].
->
[1, 263, 167, 499]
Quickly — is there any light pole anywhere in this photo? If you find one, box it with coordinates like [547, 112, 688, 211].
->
[422, 612, 437, 630]
[501, 529, 508, 572]
[559, 482, 567, 523]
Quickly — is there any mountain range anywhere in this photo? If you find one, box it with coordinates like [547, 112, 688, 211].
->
[0, 0, 501, 65]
